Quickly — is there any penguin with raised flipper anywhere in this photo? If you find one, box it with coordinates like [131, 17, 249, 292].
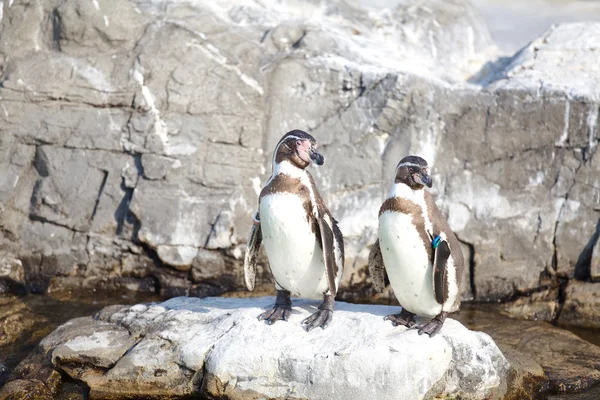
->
[244, 130, 344, 331]
[369, 155, 464, 337]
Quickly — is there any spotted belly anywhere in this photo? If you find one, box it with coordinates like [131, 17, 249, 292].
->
[379, 210, 442, 317]
[260, 193, 329, 299]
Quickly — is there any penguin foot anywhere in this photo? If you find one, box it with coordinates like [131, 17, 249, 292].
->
[258, 290, 292, 325]
[301, 294, 334, 331]
[384, 308, 416, 328]
[416, 312, 447, 337]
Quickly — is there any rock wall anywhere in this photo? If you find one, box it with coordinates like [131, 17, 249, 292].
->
[0, 0, 599, 325]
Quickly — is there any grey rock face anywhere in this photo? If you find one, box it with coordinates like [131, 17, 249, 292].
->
[28, 297, 523, 399]
[0, 0, 598, 320]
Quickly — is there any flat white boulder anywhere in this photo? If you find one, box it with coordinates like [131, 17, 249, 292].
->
[40, 297, 517, 399]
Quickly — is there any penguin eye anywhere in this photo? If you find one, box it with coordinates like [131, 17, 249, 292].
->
[296, 140, 302, 147]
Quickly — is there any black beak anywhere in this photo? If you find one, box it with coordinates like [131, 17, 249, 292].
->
[309, 148, 324, 165]
[415, 172, 432, 188]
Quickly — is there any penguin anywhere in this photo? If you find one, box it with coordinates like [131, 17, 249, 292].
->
[368, 155, 464, 337]
[244, 129, 344, 331]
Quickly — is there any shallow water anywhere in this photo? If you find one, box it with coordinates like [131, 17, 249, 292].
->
[0, 291, 162, 388]
[1, 292, 598, 399]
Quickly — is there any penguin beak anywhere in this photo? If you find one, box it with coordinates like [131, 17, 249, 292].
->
[414, 171, 432, 188]
[308, 147, 324, 165]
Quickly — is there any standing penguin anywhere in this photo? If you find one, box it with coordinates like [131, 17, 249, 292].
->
[244, 130, 344, 331]
[369, 156, 463, 337]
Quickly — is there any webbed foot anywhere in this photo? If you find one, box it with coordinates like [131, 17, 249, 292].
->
[416, 311, 447, 337]
[258, 290, 292, 325]
[384, 308, 416, 328]
[301, 294, 334, 331]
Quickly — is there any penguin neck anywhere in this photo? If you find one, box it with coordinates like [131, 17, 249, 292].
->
[270, 160, 319, 218]
[271, 160, 308, 180]
[388, 182, 424, 202]
[388, 183, 433, 235]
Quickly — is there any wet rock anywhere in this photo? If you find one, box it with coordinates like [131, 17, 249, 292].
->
[0, 296, 46, 348]
[456, 305, 600, 393]
[0, 379, 54, 400]
[6, 349, 62, 396]
[31, 297, 532, 400]
[0, 253, 25, 294]
[559, 281, 600, 329]
[503, 288, 560, 322]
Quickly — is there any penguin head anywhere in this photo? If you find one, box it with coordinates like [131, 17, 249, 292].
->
[394, 156, 432, 189]
[274, 130, 324, 169]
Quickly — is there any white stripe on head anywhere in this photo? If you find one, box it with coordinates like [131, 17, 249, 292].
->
[394, 162, 427, 179]
[271, 135, 302, 172]
[397, 162, 422, 169]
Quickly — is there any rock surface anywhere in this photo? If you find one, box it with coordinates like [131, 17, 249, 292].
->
[559, 281, 600, 329]
[456, 305, 600, 393]
[3, 297, 529, 400]
[0, 0, 598, 325]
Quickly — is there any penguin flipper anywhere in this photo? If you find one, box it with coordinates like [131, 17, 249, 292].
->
[244, 212, 262, 291]
[368, 239, 386, 293]
[433, 239, 451, 304]
[317, 214, 337, 297]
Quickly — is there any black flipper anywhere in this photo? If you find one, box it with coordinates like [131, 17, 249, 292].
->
[368, 239, 386, 293]
[244, 211, 262, 291]
[317, 215, 336, 298]
[433, 239, 451, 304]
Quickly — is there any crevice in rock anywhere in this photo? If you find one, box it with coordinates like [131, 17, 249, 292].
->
[116, 155, 142, 236]
[479, 145, 554, 167]
[0, 90, 135, 109]
[551, 157, 584, 277]
[33, 146, 50, 177]
[51, 8, 63, 52]
[28, 214, 84, 233]
[115, 179, 134, 237]
[90, 170, 109, 223]
[458, 239, 477, 299]
[204, 211, 222, 248]
[309, 74, 388, 134]
[553, 277, 570, 323]
[198, 319, 239, 395]
[533, 214, 542, 243]
[54, 369, 91, 399]
[259, 29, 270, 43]
[291, 29, 307, 49]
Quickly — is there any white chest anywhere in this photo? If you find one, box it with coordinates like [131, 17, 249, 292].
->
[259, 193, 329, 299]
[379, 210, 442, 317]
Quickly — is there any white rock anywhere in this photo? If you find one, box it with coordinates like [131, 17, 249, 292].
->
[485, 23, 600, 101]
[43, 296, 513, 399]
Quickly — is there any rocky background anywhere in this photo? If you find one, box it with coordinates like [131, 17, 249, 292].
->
[0, 0, 599, 328]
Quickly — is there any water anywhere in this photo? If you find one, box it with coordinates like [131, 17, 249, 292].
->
[0, 291, 162, 388]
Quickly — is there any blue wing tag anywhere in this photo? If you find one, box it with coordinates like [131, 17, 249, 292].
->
[432, 235, 442, 249]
